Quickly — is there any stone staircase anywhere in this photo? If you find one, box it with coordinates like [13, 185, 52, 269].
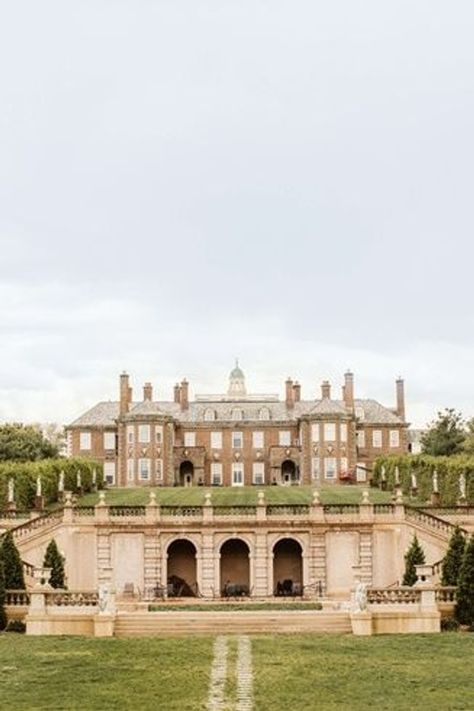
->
[114, 610, 352, 637]
[405, 507, 467, 543]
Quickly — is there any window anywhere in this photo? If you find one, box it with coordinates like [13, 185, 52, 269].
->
[184, 432, 196, 447]
[356, 463, 367, 482]
[355, 406, 365, 421]
[156, 459, 163, 481]
[356, 430, 366, 448]
[340, 424, 347, 442]
[211, 431, 222, 449]
[79, 432, 91, 450]
[211, 462, 223, 486]
[204, 408, 216, 422]
[258, 407, 270, 421]
[324, 423, 336, 441]
[311, 424, 320, 443]
[139, 458, 150, 481]
[127, 426, 134, 444]
[372, 430, 382, 448]
[279, 431, 291, 447]
[252, 462, 265, 485]
[138, 425, 150, 443]
[232, 431, 243, 449]
[232, 462, 244, 486]
[252, 431, 264, 449]
[312, 457, 320, 482]
[155, 426, 163, 445]
[103, 432, 116, 450]
[231, 408, 244, 421]
[325, 457, 337, 480]
[390, 430, 400, 448]
[104, 461, 116, 486]
[127, 459, 135, 482]
[340, 457, 348, 475]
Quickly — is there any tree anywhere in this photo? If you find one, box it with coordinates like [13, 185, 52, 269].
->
[0, 531, 25, 590]
[43, 539, 66, 589]
[421, 409, 466, 457]
[0, 561, 6, 631]
[441, 526, 466, 586]
[0, 423, 59, 462]
[402, 534, 426, 586]
[456, 534, 474, 626]
[462, 418, 474, 455]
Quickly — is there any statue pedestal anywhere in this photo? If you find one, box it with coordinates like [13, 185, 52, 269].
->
[34, 496, 44, 512]
[351, 611, 373, 636]
[94, 614, 115, 637]
[430, 492, 441, 506]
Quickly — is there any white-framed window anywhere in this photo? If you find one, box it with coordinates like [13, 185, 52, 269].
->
[139, 458, 150, 481]
[204, 408, 216, 422]
[127, 426, 134, 444]
[231, 408, 244, 421]
[252, 431, 264, 449]
[104, 461, 116, 486]
[356, 463, 367, 482]
[311, 424, 320, 443]
[184, 432, 196, 447]
[390, 430, 400, 448]
[356, 430, 366, 448]
[340, 457, 348, 475]
[252, 462, 265, 485]
[311, 457, 320, 481]
[211, 462, 223, 486]
[324, 423, 336, 441]
[232, 462, 244, 486]
[258, 407, 270, 420]
[355, 406, 365, 421]
[232, 431, 243, 449]
[155, 426, 163, 445]
[138, 424, 150, 444]
[372, 430, 382, 448]
[325, 457, 337, 480]
[279, 431, 291, 446]
[211, 431, 222, 449]
[103, 432, 116, 450]
[127, 458, 135, 482]
[79, 432, 91, 451]
[156, 459, 163, 481]
[340, 424, 347, 442]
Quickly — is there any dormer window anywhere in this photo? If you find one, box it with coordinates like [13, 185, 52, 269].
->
[231, 408, 244, 421]
[204, 408, 216, 422]
[258, 407, 270, 421]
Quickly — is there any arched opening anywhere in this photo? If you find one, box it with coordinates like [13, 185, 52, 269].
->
[179, 461, 194, 487]
[281, 460, 300, 485]
[167, 540, 197, 597]
[273, 538, 303, 596]
[220, 539, 250, 597]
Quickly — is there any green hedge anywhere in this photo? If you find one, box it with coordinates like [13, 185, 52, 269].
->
[372, 454, 474, 505]
[0, 459, 103, 511]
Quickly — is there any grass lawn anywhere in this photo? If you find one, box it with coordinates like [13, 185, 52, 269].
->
[1, 633, 473, 710]
[78, 484, 393, 507]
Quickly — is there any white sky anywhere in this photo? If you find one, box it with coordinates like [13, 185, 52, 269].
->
[0, 1, 473, 428]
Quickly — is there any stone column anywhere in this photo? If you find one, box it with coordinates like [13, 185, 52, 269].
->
[144, 532, 160, 594]
[253, 531, 268, 597]
[359, 532, 373, 586]
[200, 531, 216, 598]
[97, 532, 112, 587]
[309, 531, 326, 597]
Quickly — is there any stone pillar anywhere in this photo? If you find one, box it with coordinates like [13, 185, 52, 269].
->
[310, 490, 325, 522]
[94, 492, 109, 523]
[146, 492, 159, 524]
[253, 531, 268, 597]
[97, 532, 112, 587]
[62, 492, 74, 524]
[200, 532, 216, 598]
[309, 531, 326, 597]
[144, 533, 160, 594]
[359, 490, 374, 523]
[203, 493, 213, 523]
[359, 532, 373, 586]
[256, 490, 266, 522]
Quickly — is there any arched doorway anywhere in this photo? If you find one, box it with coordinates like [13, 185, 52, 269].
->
[220, 539, 250, 597]
[167, 540, 197, 597]
[281, 460, 300, 485]
[179, 461, 194, 487]
[273, 538, 303, 596]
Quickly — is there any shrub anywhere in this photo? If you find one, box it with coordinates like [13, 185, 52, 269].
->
[0, 561, 6, 631]
[441, 526, 466, 586]
[43, 539, 66, 589]
[5, 620, 26, 634]
[440, 617, 460, 632]
[0, 531, 25, 590]
[456, 534, 474, 626]
[402, 534, 426, 586]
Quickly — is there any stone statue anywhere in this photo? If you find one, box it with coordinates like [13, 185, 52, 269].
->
[98, 583, 110, 613]
[459, 473, 466, 500]
[7, 478, 14, 503]
[77, 471, 82, 489]
[36, 476, 42, 497]
[353, 580, 368, 613]
[381, 466, 386, 482]
[394, 467, 400, 486]
[58, 470, 65, 492]
[432, 469, 439, 493]
[411, 471, 417, 490]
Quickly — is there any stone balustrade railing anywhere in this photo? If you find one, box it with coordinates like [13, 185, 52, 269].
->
[323, 504, 360, 515]
[405, 507, 466, 537]
[160, 506, 203, 517]
[5, 590, 31, 606]
[435, 587, 457, 603]
[367, 587, 422, 605]
[44, 591, 99, 607]
[109, 506, 146, 517]
[266, 505, 310, 517]
[10, 509, 63, 540]
[213, 506, 258, 517]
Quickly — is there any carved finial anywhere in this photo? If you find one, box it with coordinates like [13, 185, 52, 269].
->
[257, 490, 265, 506]
[204, 492, 212, 507]
[361, 489, 370, 505]
[97, 491, 106, 506]
[395, 488, 403, 504]
[149, 491, 157, 505]
[312, 489, 321, 505]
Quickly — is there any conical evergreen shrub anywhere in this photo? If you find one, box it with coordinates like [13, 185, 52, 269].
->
[456, 534, 474, 626]
[0, 531, 25, 590]
[441, 526, 466, 586]
[402, 534, 426, 586]
[43, 539, 66, 589]
[0, 560, 6, 631]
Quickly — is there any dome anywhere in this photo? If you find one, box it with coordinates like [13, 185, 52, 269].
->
[230, 364, 245, 379]
[228, 360, 247, 397]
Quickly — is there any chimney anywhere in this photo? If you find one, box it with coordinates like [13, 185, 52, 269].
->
[119, 372, 131, 415]
[174, 383, 181, 403]
[180, 379, 189, 411]
[321, 380, 331, 399]
[293, 381, 301, 402]
[396, 377, 405, 420]
[143, 382, 153, 402]
[285, 378, 294, 408]
[344, 370, 354, 410]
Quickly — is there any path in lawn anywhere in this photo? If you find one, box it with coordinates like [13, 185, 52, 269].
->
[207, 636, 253, 711]
[252, 633, 474, 711]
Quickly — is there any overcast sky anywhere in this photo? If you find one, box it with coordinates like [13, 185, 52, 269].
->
[1, 1, 473, 428]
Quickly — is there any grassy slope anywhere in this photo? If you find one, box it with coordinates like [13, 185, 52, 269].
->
[78, 484, 393, 506]
[253, 633, 474, 711]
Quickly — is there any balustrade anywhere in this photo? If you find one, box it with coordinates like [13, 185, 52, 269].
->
[5, 590, 31, 606]
[367, 587, 421, 605]
[266, 505, 310, 517]
[213, 506, 258, 517]
[45, 591, 99, 607]
[108, 506, 146, 517]
[160, 506, 202, 517]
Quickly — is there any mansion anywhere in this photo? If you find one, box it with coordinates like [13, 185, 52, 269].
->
[66, 365, 409, 487]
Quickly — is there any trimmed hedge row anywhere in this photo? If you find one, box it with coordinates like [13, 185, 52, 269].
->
[372, 454, 474, 505]
[0, 459, 103, 511]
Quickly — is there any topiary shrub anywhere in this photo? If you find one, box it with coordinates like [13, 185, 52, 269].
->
[43, 539, 66, 589]
[0, 561, 6, 631]
[402, 534, 426, 586]
[456, 534, 474, 626]
[441, 526, 466, 586]
[0, 531, 25, 590]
